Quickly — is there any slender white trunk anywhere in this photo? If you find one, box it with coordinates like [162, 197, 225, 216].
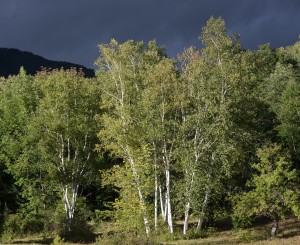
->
[271, 219, 279, 239]
[183, 171, 195, 235]
[183, 201, 190, 235]
[164, 190, 168, 222]
[62, 182, 79, 232]
[162, 137, 173, 233]
[183, 127, 199, 235]
[153, 143, 158, 230]
[128, 156, 150, 235]
[154, 170, 158, 230]
[196, 215, 204, 231]
[137, 182, 150, 235]
[196, 189, 209, 231]
[165, 167, 173, 234]
[159, 184, 166, 220]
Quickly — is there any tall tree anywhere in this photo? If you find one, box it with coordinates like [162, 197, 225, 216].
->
[140, 54, 180, 233]
[96, 39, 180, 235]
[0, 68, 41, 222]
[26, 69, 101, 232]
[178, 17, 240, 234]
[96, 40, 153, 235]
[273, 41, 300, 161]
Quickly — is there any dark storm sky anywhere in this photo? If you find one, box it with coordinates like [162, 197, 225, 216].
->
[0, 0, 299, 68]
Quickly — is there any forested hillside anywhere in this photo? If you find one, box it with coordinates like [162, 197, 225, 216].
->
[0, 17, 300, 244]
[0, 48, 94, 78]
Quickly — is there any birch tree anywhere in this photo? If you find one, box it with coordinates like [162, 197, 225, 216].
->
[96, 40, 154, 235]
[141, 56, 180, 233]
[28, 69, 100, 232]
[178, 17, 241, 234]
[96, 39, 180, 235]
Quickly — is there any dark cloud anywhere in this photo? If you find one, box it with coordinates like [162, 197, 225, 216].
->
[0, 0, 299, 68]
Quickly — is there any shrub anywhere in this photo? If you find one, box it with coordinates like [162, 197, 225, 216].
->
[96, 232, 158, 245]
[52, 235, 65, 245]
[185, 229, 208, 240]
[2, 211, 44, 239]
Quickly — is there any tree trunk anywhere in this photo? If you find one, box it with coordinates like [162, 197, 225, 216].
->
[153, 143, 158, 230]
[164, 190, 168, 222]
[154, 171, 158, 230]
[162, 136, 173, 233]
[128, 156, 151, 235]
[271, 219, 279, 239]
[62, 182, 79, 232]
[196, 189, 209, 231]
[196, 214, 204, 231]
[183, 201, 190, 235]
[166, 167, 173, 234]
[183, 171, 195, 235]
[159, 184, 166, 220]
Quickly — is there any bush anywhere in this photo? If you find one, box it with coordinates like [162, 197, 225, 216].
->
[185, 229, 208, 240]
[232, 228, 269, 243]
[96, 232, 158, 245]
[52, 235, 65, 245]
[1, 198, 96, 243]
[2, 211, 45, 239]
[43, 201, 94, 243]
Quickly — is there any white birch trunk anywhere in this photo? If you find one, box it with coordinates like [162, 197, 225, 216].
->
[155, 173, 158, 230]
[164, 190, 168, 222]
[161, 133, 173, 234]
[62, 182, 79, 232]
[128, 156, 151, 235]
[165, 167, 173, 234]
[183, 127, 199, 235]
[159, 184, 166, 220]
[183, 201, 190, 235]
[196, 189, 209, 231]
[153, 143, 158, 230]
[183, 171, 195, 235]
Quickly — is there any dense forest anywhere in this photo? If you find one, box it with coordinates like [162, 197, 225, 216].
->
[1, 17, 300, 244]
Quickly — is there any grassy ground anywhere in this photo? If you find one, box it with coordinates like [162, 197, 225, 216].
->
[2, 217, 300, 244]
[164, 217, 300, 245]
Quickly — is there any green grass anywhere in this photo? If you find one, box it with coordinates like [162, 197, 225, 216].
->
[2, 217, 300, 244]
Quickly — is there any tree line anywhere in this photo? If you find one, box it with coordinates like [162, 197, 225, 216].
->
[0, 17, 300, 241]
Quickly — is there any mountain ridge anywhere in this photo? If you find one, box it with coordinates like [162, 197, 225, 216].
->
[0, 47, 95, 78]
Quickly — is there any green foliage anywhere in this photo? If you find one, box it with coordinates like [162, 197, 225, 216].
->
[233, 144, 299, 228]
[232, 228, 269, 243]
[101, 163, 151, 234]
[262, 40, 300, 162]
[52, 235, 65, 245]
[176, 16, 248, 233]
[278, 77, 300, 159]
[0, 68, 101, 238]
[96, 232, 158, 245]
[2, 212, 44, 238]
[263, 62, 296, 114]
[1, 16, 300, 243]
[185, 229, 208, 239]
[96, 39, 176, 235]
[0, 68, 40, 169]
[0, 68, 41, 233]
[53, 236, 65, 245]
[26, 69, 101, 232]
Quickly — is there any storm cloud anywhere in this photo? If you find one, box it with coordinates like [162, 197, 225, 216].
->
[0, 0, 299, 68]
